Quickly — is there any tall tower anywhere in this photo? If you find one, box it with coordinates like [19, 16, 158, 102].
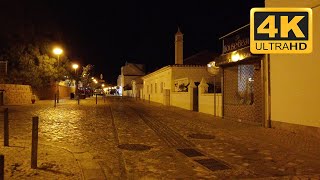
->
[175, 27, 183, 65]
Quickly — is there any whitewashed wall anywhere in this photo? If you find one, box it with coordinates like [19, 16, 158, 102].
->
[266, 0, 320, 128]
[142, 67, 172, 104]
[170, 92, 192, 110]
[171, 66, 215, 89]
[199, 93, 222, 117]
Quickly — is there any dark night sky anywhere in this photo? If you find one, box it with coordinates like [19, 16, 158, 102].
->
[1, 0, 265, 84]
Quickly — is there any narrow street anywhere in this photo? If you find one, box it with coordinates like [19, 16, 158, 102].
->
[1, 96, 320, 179]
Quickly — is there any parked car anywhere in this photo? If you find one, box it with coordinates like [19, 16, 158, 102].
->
[94, 89, 104, 95]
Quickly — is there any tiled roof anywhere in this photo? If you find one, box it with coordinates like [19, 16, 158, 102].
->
[183, 50, 219, 65]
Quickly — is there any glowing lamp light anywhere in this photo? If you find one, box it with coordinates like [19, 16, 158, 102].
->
[231, 52, 240, 62]
[53, 47, 63, 55]
[207, 61, 220, 75]
[72, 64, 79, 70]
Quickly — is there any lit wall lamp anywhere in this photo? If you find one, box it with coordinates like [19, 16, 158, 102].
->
[231, 51, 240, 62]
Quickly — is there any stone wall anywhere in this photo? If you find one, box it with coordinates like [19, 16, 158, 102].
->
[0, 84, 33, 105]
[35, 85, 75, 100]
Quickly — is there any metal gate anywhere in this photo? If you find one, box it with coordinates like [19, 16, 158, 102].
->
[193, 88, 199, 111]
[223, 60, 263, 125]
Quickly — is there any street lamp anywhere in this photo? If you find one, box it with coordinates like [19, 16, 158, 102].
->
[207, 61, 220, 117]
[72, 64, 79, 74]
[72, 63, 79, 100]
[53, 48, 63, 63]
[53, 47, 63, 104]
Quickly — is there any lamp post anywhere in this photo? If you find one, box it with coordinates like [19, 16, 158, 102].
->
[207, 61, 220, 117]
[72, 64, 79, 100]
[53, 47, 63, 104]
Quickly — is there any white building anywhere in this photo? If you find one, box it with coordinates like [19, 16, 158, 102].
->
[142, 28, 220, 110]
[117, 62, 145, 96]
[131, 77, 143, 98]
[264, 0, 320, 137]
[216, 1, 320, 137]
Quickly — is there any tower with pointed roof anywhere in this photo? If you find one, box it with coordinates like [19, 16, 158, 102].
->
[175, 27, 183, 65]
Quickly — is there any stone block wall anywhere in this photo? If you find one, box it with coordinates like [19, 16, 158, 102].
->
[35, 85, 75, 100]
[0, 84, 33, 105]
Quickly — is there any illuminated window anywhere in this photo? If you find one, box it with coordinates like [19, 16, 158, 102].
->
[151, 84, 153, 94]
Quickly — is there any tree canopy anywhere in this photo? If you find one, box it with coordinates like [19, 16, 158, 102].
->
[0, 40, 72, 89]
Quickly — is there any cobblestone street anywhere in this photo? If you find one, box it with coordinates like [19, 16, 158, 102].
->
[1, 96, 320, 179]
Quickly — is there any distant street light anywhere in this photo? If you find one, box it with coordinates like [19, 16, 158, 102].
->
[53, 47, 63, 104]
[53, 47, 63, 66]
[207, 61, 220, 117]
[72, 64, 79, 74]
[72, 63, 79, 100]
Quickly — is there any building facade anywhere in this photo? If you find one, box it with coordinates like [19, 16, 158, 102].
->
[117, 62, 145, 96]
[264, 0, 320, 137]
[131, 77, 143, 98]
[216, 25, 266, 126]
[142, 28, 220, 110]
[216, 1, 320, 137]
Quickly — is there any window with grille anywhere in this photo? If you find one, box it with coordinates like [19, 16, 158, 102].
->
[224, 64, 255, 105]
[237, 64, 254, 105]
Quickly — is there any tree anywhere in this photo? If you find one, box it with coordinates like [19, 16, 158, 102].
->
[80, 64, 94, 87]
[0, 0, 71, 90]
[0, 41, 71, 90]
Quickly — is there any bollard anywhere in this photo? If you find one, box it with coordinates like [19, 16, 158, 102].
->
[31, 117, 39, 169]
[57, 89, 59, 104]
[78, 96, 80, 105]
[96, 94, 97, 104]
[54, 94, 57, 107]
[0, 154, 4, 180]
[4, 108, 9, 146]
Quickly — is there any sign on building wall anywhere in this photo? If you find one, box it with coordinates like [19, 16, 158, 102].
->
[174, 78, 189, 92]
[216, 25, 264, 66]
[223, 26, 250, 54]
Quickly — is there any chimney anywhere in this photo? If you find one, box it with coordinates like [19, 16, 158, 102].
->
[175, 27, 183, 64]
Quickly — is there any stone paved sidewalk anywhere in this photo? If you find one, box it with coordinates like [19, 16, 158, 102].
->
[1, 96, 320, 179]
[127, 97, 320, 179]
